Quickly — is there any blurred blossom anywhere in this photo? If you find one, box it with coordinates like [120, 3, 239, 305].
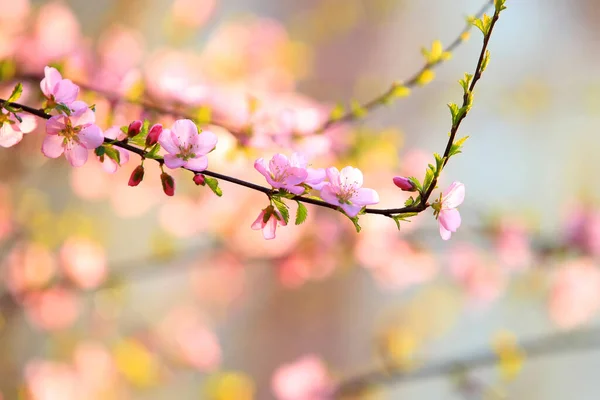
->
[564, 204, 600, 257]
[0, 184, 12, 241]
[448, 244, 507, 307]
[97, 25, 144, 77]
[25, 360, 79, 400]
[155, 307, 221, 371]
[24, 287, 80, 331]
[171, 0, 216, 28]
[549, 258, 600, 329]
[4, 242, 56, 296]
[271, 355, 332, 400]
[277, 252, 337, 289]
[59, 237, 107, 289]
[494, 218, 533, 271]
[191, 252, 245, 309]
[159, 196, 206, 237]
[73, 341, 117, 392]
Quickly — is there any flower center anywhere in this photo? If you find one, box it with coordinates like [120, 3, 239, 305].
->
[337, 177, 359, 204]
[177, 143, 196, 161]
[271, 165, 289, 183]
[60, 118, 81, 142]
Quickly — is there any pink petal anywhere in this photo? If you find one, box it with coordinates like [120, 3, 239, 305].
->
[439, 208, 461, 232]
[78, 125, 104, 149]
[117, 148, 130, 165]
[285, 167, 308, 186]
[339, 166, 363, 188]
[251, 210, 267, 230]
[40, 66, 62, 97]
[325, 167, 340, 187]
[171, 119, 198, 147]
[254, 158, 279, 188]
[42, 134, 65, 158]
[184, 156, 208, 172]
[439, 223, 452, 240]
[16, 114, 37, 134]
[46, 116, 65, 135]
[103, 126, 121, 140]
[305, 168, 326, 190]
[351, 188, 379, 206]
[158, 129, 180, 154]
[269, 154, 290, 176]
[289, 152, 308, 168]
[442, 182, 465, 209]
[284, 184, 305, 196]
[164, 154, 186, 169]
[263, 216, 277, 240]
[64, 142, 89, 167]
[340, 203, 363, 218]
[319, 184, 340, 206]
[0, 124, 23, 147]
[69, 103, 96, 127]
[54, 79, 79, 104]
[192, 130, 218, 156]
[101, 158, 118, 174]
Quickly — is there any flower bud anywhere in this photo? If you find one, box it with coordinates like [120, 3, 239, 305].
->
[128, 165, 144, 186]
[393, 176, 416, 192]
[146, 123, 163, 147]
[160, 172, 175, 196]
[193, 173, 205, 186]
[127, 120, 143, 138]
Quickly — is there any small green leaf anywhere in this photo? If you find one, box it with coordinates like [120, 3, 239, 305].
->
[404, 196, 415, 207]
[271, 197, 290, 225]
[481, 50, 491, 72]
[7, 83, 22, 103]
[329, 103, 345, 121]
[103, 146, 121, 165]
[129, 119, 150, 147]
[434, 153, 444, 171]
[423, 164, 435, 191]
[408, 177, 422, 192]
[295, 201, 308, 225]
[459, 73, 473, 93]
[472, 14, 492, 36]
[204, 175, 223, 197]
[94, 146, 106, 157]
[145, 143, 162, 160]
[494, 0, 507, 12]
[55, 103, 72, 115]
[350, 100, 367, 119]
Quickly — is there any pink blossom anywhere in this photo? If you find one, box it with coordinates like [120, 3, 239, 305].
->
[25, 360, 80, 400]
[40, 66, 79, 106]
[436, 182, 465, 240]
[0, 112, 36, 147]
[251, 206, 286, 240]
[100, 126, 129, 173]
[255, 153, 324, 195]
[24, 287, 80, 331]
[271, 355, 332, 400]
[549, 259, 600, 329]
[319, 166, 379, 217]
[59, 238, 107, 289]
[159, 119, 217, 171]
[42, 101, 104, 167]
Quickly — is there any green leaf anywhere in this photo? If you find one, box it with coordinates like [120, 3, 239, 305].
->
[145, 143, 162, 160]
[481, 50, 491, 72]
[448, 136, 470, 157]
[55, 103, 72, 115]
[295, 201, 308, 225]
[433, 153, 444, 171]
[404, 196, 415, 207]
[408, 177, 422, 192]
[7, 83, 22, 103]
[350, 100, 367, 119]
[204, 175, 223, 197]
[129, 119, 150, 147]
[103, 145, 121, 165]
[94, 146, 106, 157]
[391, 212, 419, 230]
[271, 197, 290, 225]
[494, 0, 507, 12]
[459, 73, 473, 93]
[329, 103, 345, 121]
[423, 164, 435, 191]
[472, 14, 492, 36]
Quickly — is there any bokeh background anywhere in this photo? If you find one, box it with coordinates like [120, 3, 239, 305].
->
[1, 0, 600, 399]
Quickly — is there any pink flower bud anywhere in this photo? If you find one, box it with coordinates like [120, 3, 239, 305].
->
[127, 120, 143, 138]
[193, 174, 205, 186]
[161, 172, 175, 196]
[146, 123, 163, 147]
[393, 176, 416, 192]
[128, 165, 144, 186]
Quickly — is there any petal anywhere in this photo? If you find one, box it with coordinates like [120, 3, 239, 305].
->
[305, 168, 327, 190]
[341, 203, 363, 218]
[289, 152, 307, 168]
[184, 156, 208, 172]
[46, 116, 65, 135]
[319, 184, 341, 207]
[439, 208, 461, 232]
[78, 125, 104, 149]
[54, 79, 79, 104]
[171, 119, 197, 147]
[251, 210, 267, 230]
[15, 114, 37, 134]
[102, 158, 118, 174]
[40, 66, 62, 97]
[158, 129, 179, 154]
[351, 188, 380, 206]
[69, 102, 95, 126]
[325, 167, 340, 186]
[339, 166, 363, 188]
[64, 142, 88, 167]
[0, 124, 23, 147]
[263, 216, 277, 240]
[103, 126, 121, 140]
[254, 158, 271, 178]
[269, 153, 290, 174]
[285, 167, 308, 186]
[164, 154, 186, 169]
[192, 130, 218, 155]
[284, 184, 305, 195]
[117, 148, 130, 165]
[439, 223, 452, 240]
[442, 182, 465, 209]
[41, 134, 65, 158]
